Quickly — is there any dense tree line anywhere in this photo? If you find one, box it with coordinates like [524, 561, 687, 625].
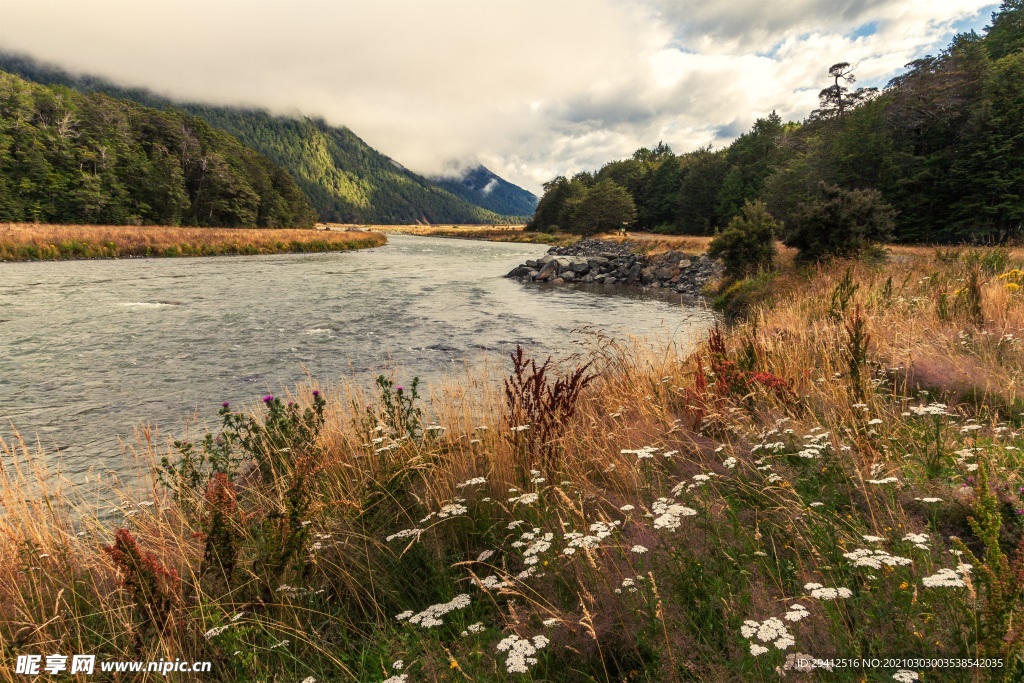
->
[0, 53, 514, 224]
[530, 1, 1023, 245]
[0, 72, 316, 227]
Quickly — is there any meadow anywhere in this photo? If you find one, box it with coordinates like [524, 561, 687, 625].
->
[2, 244, 1024, 681]
[0, 223, 386, 261]
[339, 224, 571, 245]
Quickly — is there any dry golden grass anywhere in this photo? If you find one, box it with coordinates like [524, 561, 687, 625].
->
[0, 223, 386, 261]
[331, 223, 572, 245]
[2, 243, 1024, 680]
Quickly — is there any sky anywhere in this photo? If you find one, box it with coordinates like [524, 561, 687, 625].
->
[0, 0, 1000, 194]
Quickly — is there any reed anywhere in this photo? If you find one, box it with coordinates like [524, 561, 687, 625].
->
[2, 245, 1024, 681]
[0, 223, 386, 261]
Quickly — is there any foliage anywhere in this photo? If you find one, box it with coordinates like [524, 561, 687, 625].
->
[783, 182, 895, 261]
[0, 71, 316, 227]
[567, 178, 637, 235]
[707, 200, 779, 278]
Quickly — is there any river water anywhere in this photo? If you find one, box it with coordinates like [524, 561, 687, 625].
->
[0, 234, 714, 479]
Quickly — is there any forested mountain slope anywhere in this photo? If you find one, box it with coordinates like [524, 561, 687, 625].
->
[431, 164, 538, 219]
[0, 71, 316, 227]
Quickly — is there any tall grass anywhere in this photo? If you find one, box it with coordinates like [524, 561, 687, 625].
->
[0, 223, 386, 261]
[3, 246, 1024, 681]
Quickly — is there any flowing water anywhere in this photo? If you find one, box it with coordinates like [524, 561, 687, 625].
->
[0, 234, 714, 480]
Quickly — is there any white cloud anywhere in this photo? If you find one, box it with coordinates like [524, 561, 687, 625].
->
[0, 0, 997, 193]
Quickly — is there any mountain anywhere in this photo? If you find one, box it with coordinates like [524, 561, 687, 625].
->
[0, 70, 316, 228]
[431, 165, 538, 219]
[0, 52, 523, 224]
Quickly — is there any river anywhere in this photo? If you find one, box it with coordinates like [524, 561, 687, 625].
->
[0, 234, 714, 479]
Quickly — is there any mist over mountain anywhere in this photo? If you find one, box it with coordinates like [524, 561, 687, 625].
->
[431, 165, 538, 219]
[0, 52, 528, 224]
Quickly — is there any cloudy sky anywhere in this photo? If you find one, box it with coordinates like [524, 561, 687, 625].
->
[0, 0, 999, 193]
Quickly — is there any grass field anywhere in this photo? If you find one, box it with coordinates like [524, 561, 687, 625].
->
[327, 223, 574, 245]
[3, 243, 1024, 681]
[0, 223, 387, 261]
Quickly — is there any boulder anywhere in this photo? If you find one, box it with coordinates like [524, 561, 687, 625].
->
[571, 261, 590, 274]
[561, 270, 576, 282]
[537, 261, 558, 281]
[506, 265, 531, 278]
[677, 259, 692, 269]
[552, 277, 565, 285]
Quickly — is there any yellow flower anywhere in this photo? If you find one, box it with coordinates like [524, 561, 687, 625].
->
[1006, 283, 1021, 293]
[900, 581, 909, 590]
[449, 659, 459, 670]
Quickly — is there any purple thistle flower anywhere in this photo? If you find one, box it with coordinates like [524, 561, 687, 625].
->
[312, 390, 319, 397]
[263, 394, 274, 403]
[396, 386, 404, 392]
[222, 402, 230, 408]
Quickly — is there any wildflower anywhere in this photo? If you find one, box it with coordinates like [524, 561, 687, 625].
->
[867, 476, 899, 485]
[868, 418, 883, 425]
[496, 634, 549, 674]
[204, 625, 230, 639]
[511, 424, 530, 432]
[263, 394, 274, 403]
[620, 504, 635, 512]
[466, 622, 485, 634]
[741, 617, 795, 651]
[456, 476, 487, 488]
[651, 498, 697, 531]
[631, 545, 649, 554]
[843, 548, 912, 568]
[893, 670, 920, 682]
[862, 535, 884, 543]
[301, 678, 316, 683]
[405, 594, 471, 628]
[386, 528, 423, 542]
[804, 583, 853, 600]
[909, 403, 948, 416]
[436, 503, 468, 518]
[383, 675, 408, 683]
[542, 618, 558, 627]
[915, 497, 943, 503]
[477, 549, 495, 562]
[723, 457, 737, 469]
[395, 610, 414, 621]
[810, 501, 824, 507]
[477, 575, 509, 590]
[392, 660, 403, 670]
[922, 567, 969, 588]
[270, 639, 290, 649]
[784, 604, 808, 622]
[750, 644, 770, 656]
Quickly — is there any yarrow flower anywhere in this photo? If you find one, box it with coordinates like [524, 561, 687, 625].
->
[784, 604, 809, 622]
[893, 670, 920, 682]
[651, 498, 697, 531]
[456, 476, 487, 488]
[631, 545, 649, 554]
[399, 594, 471, 628]
[804, 583, 853, 600]
[741, 616, 795, 653]
[843, 548, 912, 569]
[204, 625, 230, 639]
[922, 565, 972, 588]
[496, 634, 549, 673]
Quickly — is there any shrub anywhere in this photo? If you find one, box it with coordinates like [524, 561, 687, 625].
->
[784, 182, 895, 262]
[707, 200, 779, 279]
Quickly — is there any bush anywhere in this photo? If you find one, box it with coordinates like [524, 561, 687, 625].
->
[784, 182, 894, 262]
[707, 200, 779, 279]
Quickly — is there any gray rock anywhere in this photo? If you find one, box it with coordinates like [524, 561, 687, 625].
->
[552, 277, 565, 285]
[580, 274, 594, 283]
[561, 270, 576, 282]
[506, 265, 531, 278]
[537, 261, 558, 280]
[571, 261, 590, 274]
[677, 259, 692, 269]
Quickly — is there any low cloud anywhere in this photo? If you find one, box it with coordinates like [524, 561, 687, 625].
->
[0, 0, 996, 193]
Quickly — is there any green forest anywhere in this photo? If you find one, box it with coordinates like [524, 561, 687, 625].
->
[0, 71, 316, 228]
[0, 53, 516, 225]
[529, 0, 1024, 245]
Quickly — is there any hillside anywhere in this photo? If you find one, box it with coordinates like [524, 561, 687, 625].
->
[0, 71, 316, 228]
[431, 164, 538, 218]
[0, 52, 522, 224]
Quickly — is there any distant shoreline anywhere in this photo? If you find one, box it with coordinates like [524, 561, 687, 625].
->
[0, 223, 386, 262]
[327, 222, 573, 245]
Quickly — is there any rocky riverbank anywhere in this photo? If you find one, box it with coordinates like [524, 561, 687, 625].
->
[504, 238, 720, 297]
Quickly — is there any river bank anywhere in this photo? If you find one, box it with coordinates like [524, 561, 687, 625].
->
[4, 246, 1022, 681]
[325, 222, 574, 245]
[0, 223, 387, 261]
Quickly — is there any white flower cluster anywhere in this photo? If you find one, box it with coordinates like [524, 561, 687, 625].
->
[909, 403, 949, 416]
[436, 503, 468, 519]
[867, 476, 900, 485]
[476, 575, 509, 590]
[843, 548, 912, 569]
[784, 604, 809, 622]
[651, 498, 697, 531]
[631, 545, 648, 554]
[508, 492, 539, 505]
[385, 528, 422, 542]
[496, 634, 549, 674]
[204, 625, 229, 639]
[752, 441, 787, 453]
[622, 446, 658, 460]
[798, 431, 831, 458]
[804, 583, 853, 600]
[741, 616, 795, 655]
[456, 476, 487, 488]
[723, 457, 737, 469]
[460, 621, 486, 637]
[397, 594, 471, 628]
[922, 564, 972, 588]
[382, 675, 408, 683]
[903, 532, 929, 550]
[522, 531, 554, 565]
[914, 497, 943, 503]
[893, 670, 920, 682]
